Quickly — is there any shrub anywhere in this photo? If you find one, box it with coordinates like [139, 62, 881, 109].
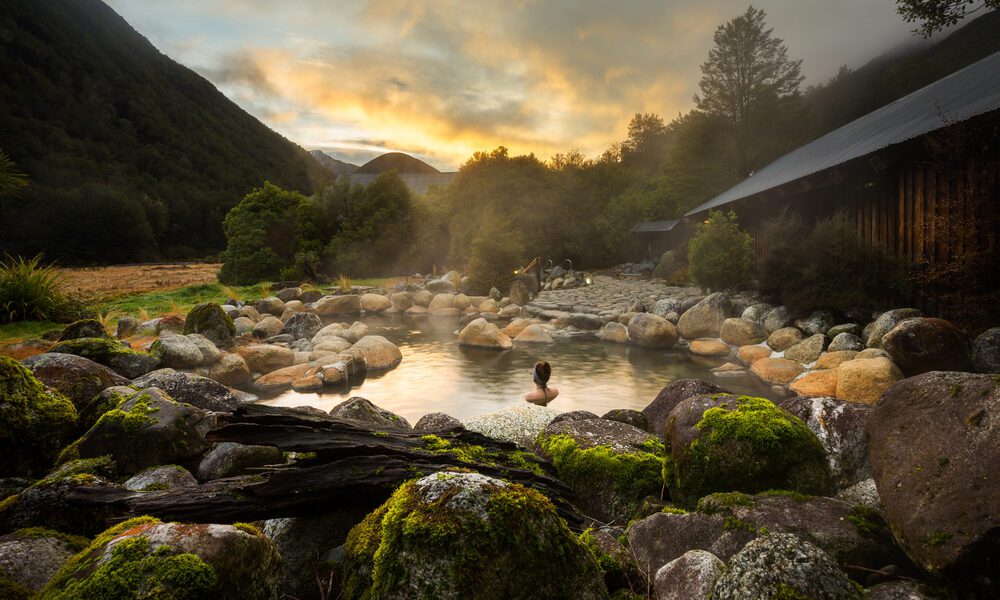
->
[218, 182, 307, 285]
[758, 212, 910, 314]
[0, 253, 83, 323]
[688, 210, 754, 291]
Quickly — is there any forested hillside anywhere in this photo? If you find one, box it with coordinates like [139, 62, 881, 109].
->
[0, 0, 323, 263]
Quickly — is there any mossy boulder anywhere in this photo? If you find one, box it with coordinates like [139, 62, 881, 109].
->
[132, 369, 241, 412]
[40, 518, 281, 600]
[642, 379, 730, 442]
[536, 418, 665, 523]
[22, 352, 130, 412]
[57, 319, 111, 341]
[74, 387, 214, 476]
[341, 471, 608, 600]
[183, 303, 235, 347]
[663, 395, 832, 506]
[78, 386, 137, 432]
[580, 527, 643, 597]
[0, 458, 122, 537]
[46, 338, 159, 379]
[0, 356, 78, 478]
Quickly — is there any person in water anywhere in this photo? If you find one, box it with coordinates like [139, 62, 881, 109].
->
[522, 360, 559, 405]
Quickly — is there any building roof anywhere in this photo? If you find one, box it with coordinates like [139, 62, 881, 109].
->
[631, 219, 680, 233]
[686, 50, 1000, 216]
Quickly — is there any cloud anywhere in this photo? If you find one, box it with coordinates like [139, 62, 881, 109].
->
[110, 0, 922, 170]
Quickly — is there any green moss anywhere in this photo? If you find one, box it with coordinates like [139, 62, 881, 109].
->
[949, 384, 963, 398]
[343, 477, 604, 599]
[47, 456, 116, 480]
[723, 515, 757, 533]
[661, 506, 688, 514]
[538, 432, 664, 522]
[419, 435, 546, 477]
[183, 303, 235, 339]
[140, 483, 170, 491]
[759, 489, 812, 502]
[579, 528, 641, 595]
[55, 439, 81, 465]
[697, 491, 755, 514]
[927, 531, 951, 547]
[0, 355, 78, 477]
[94, 394, 158, 433]
[49, 337, 149, 363]
[0, 574, 33, 600]
[847, 505, 883, 538]
[937, 456, 949, 467]
[775, 584, 812, 600]
[232, 522, 263, 537]
[46, 536, 217, 599]
[13, 527, 89, 552]
[667, 395, 830, 506]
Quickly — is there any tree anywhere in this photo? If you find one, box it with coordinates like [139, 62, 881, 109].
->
[218, 182, 308, 285]
[621, 113, 670, 175]
[688, 210, 754, 291]
[896, 0, 1000, 37]
[694, 6, 803, 178]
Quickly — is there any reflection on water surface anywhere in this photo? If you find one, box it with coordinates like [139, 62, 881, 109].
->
[260, 314, 774, 423]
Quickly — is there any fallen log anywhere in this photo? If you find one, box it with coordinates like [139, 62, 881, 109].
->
[68, 404, 585, 528]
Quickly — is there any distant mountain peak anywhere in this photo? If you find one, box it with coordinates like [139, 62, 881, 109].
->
[309, 150, 358, 176]
[355, 152, 440, 175]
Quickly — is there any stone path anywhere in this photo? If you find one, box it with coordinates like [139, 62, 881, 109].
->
[528, 275, 704, 317]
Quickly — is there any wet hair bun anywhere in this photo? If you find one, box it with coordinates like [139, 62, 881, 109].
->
[534, 360, 551, 384]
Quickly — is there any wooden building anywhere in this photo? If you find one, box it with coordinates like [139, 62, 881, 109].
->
[630, 219, 691, 262]
[685, 51, 1000, 272]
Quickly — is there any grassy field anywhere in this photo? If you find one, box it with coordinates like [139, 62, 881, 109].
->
[0, 262, 390, 343]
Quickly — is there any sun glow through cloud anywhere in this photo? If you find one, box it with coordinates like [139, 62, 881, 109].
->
[105, 0, 923, 170]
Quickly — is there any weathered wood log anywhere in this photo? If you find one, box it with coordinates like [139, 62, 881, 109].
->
[67, 404, 585, 528]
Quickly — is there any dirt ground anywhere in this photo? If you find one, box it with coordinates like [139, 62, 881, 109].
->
[59, 262, 221, 299]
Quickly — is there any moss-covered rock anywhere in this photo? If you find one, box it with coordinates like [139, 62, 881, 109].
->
[183, 303, 235, 348]
[0, 458, 122, 536]
[74, 387, 214, 476]
[46, 338, 159, 379]
[0, 527, 89, 594]
[41, 517, 281, 600]
[536, 418, 664, 523]
[22, 352, 130, 412]
[341, 471, 609, 600]
[57, 319, 111, 342]
[0, 356, 78, 478]
[329, 397, 411, 429]
[77, 385, 136, 432]
[663, 395, 831, 506]
[580, 527, 644, 596]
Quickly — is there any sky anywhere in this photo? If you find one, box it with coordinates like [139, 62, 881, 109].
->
[105, 0, 929, 171]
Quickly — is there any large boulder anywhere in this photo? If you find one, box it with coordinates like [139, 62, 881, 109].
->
[58, 318, 111, 341]
[971, 327, 1000, 373]
[339, 321, 369, 344]
[414, 412, 463, 432]
[41, 518, 281, 600]
[279, 312, 323, 341]
[596, 321, 629, 343]
[719, 318, 766, 347]
[314, 294, 362, 315]
[463, 404, 559, 447]
[663, 394, 831, 506]
[794, 310, 835, 336]
[536, 418, 664, 522]
[829, 332, 864, 352]
[390, 291, 414, 312]
[750, 357, 804, 386]
[256, 296, 285, 317]
[627, 511, 744, 580]
[783, 333, 827, 364]
[235, 344, 295, 375]
[46, 337, 158, 379]
[345, 335, 402, 370]
[712, 534, 863, 600]
[21, 352, 129, 411]
[329, 397, 411, 429]
[835, 357, 903, 404]
[881, 317, 971, 376]
[779, 396, 873, 490]
[0, 528, 88, 595]
[642, 379, 729, 442]
[360, 293, 392, 313]
[252, 316, 284, 339]
[75, 387, 214, 476]
[788, 369, 839, 398]
[149, 332, 205, 369]
[0, 356, 77, 478]
[340, 472, 608, 600]
[762, 306, 793, 334]
[458, 318, 513, 350]
[653, 550, 726, 600]
[866, 308, 922, 348]
[183, 302, 235, 347]
[766, 326, 803, 352]
[627, 313, 678, 348]
[196, 442, 283, 481]
[677, 293, 731, 339]
[208, 352, 253, 388]
[868, 372, 1000, 588]
[514, 323, 554, 343]
[78, 386, 136, 432]
[132, 369, 241, 412]
[124, 464, 198, 491]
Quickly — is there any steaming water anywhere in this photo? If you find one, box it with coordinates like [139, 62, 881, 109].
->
[260, 314, 775, 424]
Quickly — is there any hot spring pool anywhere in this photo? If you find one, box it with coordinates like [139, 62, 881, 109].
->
[258, 314, 775, 424]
